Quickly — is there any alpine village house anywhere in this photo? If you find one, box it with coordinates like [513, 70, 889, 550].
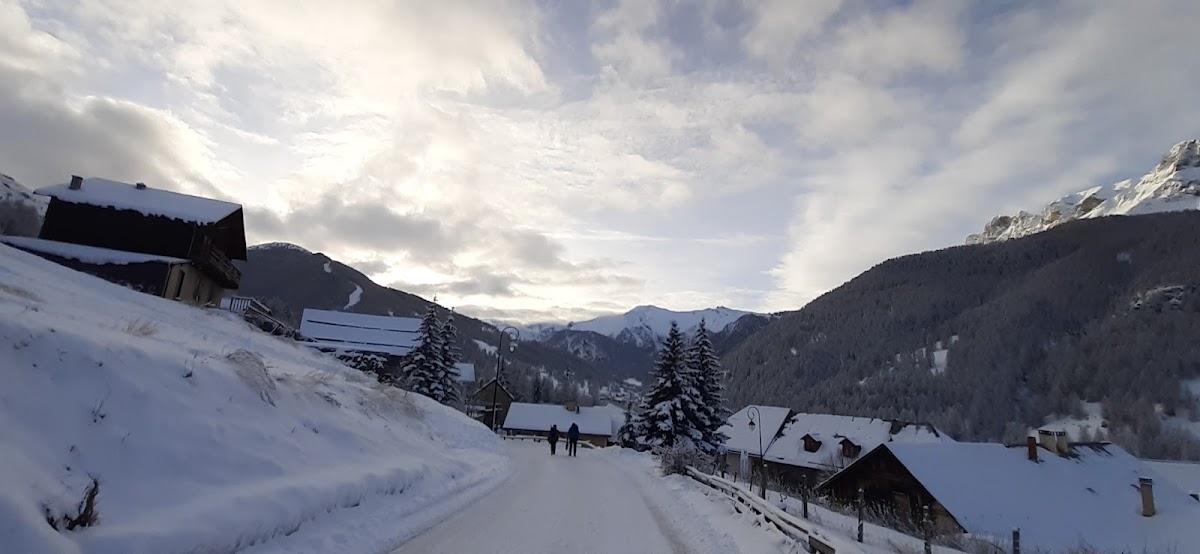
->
[1, 176, 246, 304]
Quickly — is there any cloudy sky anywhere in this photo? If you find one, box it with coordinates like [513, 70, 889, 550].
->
[3, 0, 1198, 323]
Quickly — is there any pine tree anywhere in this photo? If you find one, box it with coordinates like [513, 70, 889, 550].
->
[639, 322, 705, 448]
[688, 320, 728, 454]
[532, 375, 544, 403]
[436, 313, 463, 405]
[405, 305, 447, 402]
[617, 409, 644, 449]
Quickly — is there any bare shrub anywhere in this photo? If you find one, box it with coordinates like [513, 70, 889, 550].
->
[656, 442, 711, 476]
[45, 477, 100, 531]
[226, 349, 276, 406]
[0, 199, 41, 237]
[122, 318, 158, 337]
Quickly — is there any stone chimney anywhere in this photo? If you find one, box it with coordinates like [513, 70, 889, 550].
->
[1027, 436, 1038, 462]
[69, 175, 83, 190]
[1037, 429, 1056, 453]
[1140, 477, 1156, 517]
[135, 182, 147, 190]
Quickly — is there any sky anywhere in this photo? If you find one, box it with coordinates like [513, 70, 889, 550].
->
[2, 0, 1199, 324]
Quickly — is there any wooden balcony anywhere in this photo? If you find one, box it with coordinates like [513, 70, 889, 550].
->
[189, 234, 241, 288]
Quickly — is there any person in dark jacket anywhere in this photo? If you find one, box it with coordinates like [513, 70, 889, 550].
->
[548, 425, 560, 455]
[567, 423, 580, 457]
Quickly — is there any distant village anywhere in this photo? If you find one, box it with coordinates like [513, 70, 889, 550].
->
[5, 174, 1200, 552]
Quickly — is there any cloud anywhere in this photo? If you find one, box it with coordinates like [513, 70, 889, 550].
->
[5, 0, 1200, 324]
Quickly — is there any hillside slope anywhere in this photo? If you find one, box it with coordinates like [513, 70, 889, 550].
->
[968, 139, 1200, 244]
[0, 244, 509, 553]
[236, 243, 602, 387]
[538, 313, 773, 381]
[724, 212, 1200, 458]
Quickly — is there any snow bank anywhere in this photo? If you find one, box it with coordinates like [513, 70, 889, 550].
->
[0, 244, 508, 554]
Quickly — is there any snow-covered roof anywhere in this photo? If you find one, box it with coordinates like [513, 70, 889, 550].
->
[762, 413, 950, 471]
[454, 363, 475, 383]
[299, 309, 420, 356]
[0, 236, 187, 266]
[1145, 460, 1200, 496]
[721, 405, 794, 455]
[502, 403, 612, 436]
[591, 404, 629, 438]
[878, 442, 1200, 551]
[37, 178, 241, 224]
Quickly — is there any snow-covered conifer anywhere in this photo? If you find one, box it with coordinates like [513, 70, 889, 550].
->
[687, 319, 728, 454]
[436, 313, 463, 405]
[405, 305, 447, 402]
[639, 322, 704, 448]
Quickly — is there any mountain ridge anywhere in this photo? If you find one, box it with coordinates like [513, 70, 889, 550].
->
[967, 139, 1200, 244]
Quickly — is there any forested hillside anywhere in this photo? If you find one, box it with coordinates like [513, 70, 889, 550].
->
[236, 244, 603, 393]
[538, 313, 772, 381]
[724, 212, 1200, 459]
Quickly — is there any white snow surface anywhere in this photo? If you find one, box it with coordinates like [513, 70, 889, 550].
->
[0, 172, 47, 214]
[968, 139, 1200, 244]
[538, 305, 757, 347]
[299, 309, 419, 356]
[248, 242, 312, 253]
[1145, 460, 1200, 496]
[37, 177, 241, 224]
[343, 284, 363, 309]
[473, 339, 497, 354]
[763, 413, 950, 471]
[0, 243, 508, 554]
[0, 236, 187, 265]
[882, 442, 1200, 552]
[502, 403, 612, 436]
[454, 362, 475, 383]
[721, 405, 794, 455]
[623, 377, 643, 387]
[394, 442, 744, 554]
[322, 261, 331, 273]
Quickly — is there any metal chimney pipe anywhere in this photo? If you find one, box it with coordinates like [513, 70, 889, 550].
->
[1140, 477, 1156, 517]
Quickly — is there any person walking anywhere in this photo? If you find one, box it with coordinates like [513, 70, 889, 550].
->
[548, 424, 560, 456]
[567, 422, 580, 457]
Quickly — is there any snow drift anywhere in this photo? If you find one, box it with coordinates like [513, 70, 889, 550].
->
[0, 243, 508, 553]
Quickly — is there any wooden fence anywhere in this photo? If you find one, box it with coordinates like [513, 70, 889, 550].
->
[686, 467, 848, 554]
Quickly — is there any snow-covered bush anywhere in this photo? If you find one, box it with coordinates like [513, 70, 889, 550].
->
[0, 199, 41, 237]
[655, 441, 711, 476]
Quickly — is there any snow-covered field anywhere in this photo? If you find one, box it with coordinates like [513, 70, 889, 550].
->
[0, 243, 509, 553]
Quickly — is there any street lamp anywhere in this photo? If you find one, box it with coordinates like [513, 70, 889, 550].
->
[747, 406, 766, 498]
[490, 326, 520, 432]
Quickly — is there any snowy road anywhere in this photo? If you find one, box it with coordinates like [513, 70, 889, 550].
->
[393, 440, 689, 554]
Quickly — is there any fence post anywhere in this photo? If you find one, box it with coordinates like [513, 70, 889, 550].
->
[801, 475, 809, 519]
[857, 487, 864, 543]
[1012, 528, 1020, 554]
[923, 505, 932, 554]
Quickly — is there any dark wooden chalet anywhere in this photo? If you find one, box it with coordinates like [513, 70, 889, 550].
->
[471, 379, 514, 430]
[22, 176, 246, 305]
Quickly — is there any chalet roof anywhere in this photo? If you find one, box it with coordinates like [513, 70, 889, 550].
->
[1, 236, 187, 266]
[299, 309, 420, 356]
[502, 403, 612, 436]
[870, 442, 1200, 551]
[721, 408, 950, 471]
[720, 405, 793, 455]
[37, 178, 241, 225]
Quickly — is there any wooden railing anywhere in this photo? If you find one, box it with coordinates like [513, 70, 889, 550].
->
[685, 467, 845, 554]
[189, 234, 241, 288]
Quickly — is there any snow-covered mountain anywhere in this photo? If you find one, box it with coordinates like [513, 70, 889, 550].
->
[967, 139, 1200, 244]
[530, 305, 759, 348]
[1, 172, 47, 214]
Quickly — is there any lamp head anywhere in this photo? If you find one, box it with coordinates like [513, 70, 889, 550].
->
[748, 419, 756, 431]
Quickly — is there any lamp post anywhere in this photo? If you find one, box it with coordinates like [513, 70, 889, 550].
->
[747, 406, 766, 498]
[490, 326, 520, 432]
